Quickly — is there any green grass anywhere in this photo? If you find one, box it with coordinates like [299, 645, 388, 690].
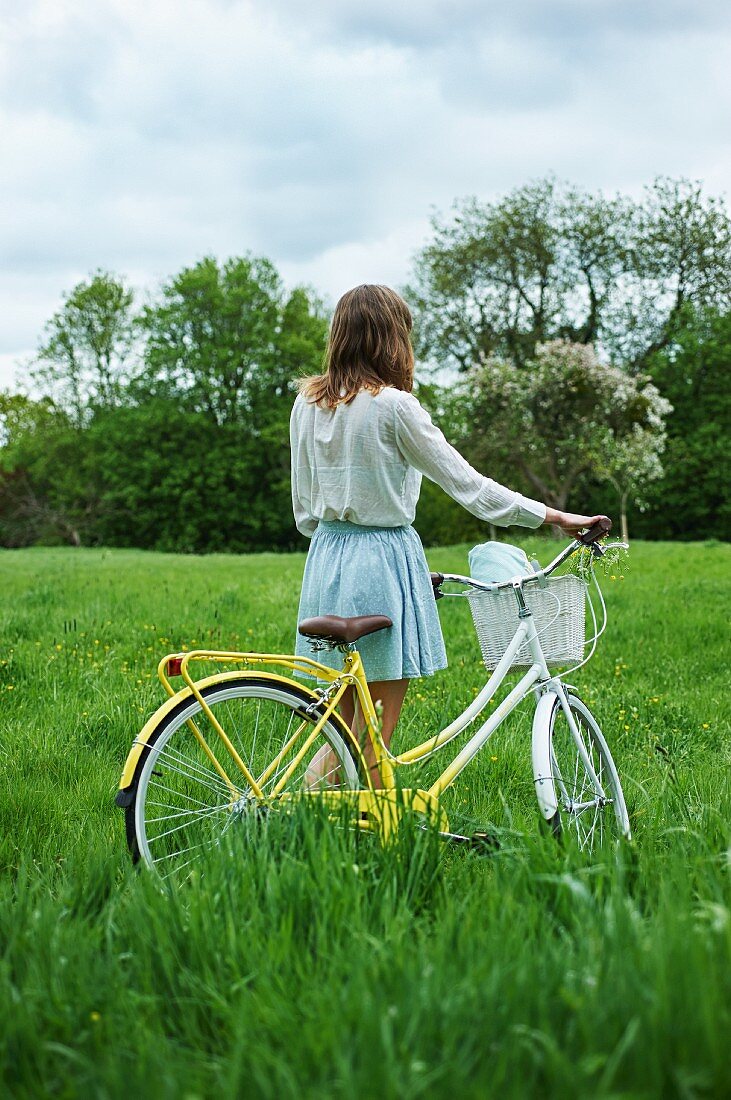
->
[0, 540, 729, 1098]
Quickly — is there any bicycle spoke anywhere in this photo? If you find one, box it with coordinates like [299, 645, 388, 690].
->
[145, 804, 232, 826]
[579, 805, 600, 851]
[147, 779, 219, 810]
[264, 741, 345, 794]
[572, 739, 581, 803]
[224, 695, 261, 777]
[151, 835, 220, 866]
[155, 741, 237, 790]
[249, 697, 263, 767]
[153, 746, 236, 799]
[147, 803, 230, 845]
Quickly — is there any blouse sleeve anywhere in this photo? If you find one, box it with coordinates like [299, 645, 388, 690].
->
[291, 481, 318, 538]
[290, 404, 318, 538]
[394, 392, 546, 528]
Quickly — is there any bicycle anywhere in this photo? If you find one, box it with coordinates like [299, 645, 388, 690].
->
[116, 518, 630, 877]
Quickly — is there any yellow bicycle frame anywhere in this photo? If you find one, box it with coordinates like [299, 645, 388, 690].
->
[117, 646, 449, 838]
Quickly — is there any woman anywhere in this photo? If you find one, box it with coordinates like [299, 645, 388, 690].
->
[290, 285, 603, 782]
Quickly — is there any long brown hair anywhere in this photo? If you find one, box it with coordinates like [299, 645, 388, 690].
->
[299, 284, 414, 407]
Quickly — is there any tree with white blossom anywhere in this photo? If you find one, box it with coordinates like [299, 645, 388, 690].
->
[597, 415, 670, 541]
[462, 340, 671, 539]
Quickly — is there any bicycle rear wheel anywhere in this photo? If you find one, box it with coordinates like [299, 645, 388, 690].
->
[533, 692, 630, 849]
[125, 676, 362, 878]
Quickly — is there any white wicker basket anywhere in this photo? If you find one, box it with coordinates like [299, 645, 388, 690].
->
[466, 574, 587, 669]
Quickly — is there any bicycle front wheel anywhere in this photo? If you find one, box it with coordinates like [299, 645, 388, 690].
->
[126, 676, 362, 877]
[532, 692, 630, 849]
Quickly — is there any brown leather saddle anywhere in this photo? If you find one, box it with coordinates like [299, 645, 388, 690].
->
[298, 614, 392, 646]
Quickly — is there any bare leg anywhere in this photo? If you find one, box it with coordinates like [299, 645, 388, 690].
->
[340, 679, 410, 787]
[304, 743, 344, 789]
[306, 679, 410, 790]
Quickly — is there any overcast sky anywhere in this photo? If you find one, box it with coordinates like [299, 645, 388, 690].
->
[1, 0, 730, 389]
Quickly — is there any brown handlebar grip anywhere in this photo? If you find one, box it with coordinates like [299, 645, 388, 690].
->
[430, 572, 444, 600]
[579, 516, 612, 545]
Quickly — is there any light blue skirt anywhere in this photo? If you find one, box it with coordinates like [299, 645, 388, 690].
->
[294, 520, 448, 681]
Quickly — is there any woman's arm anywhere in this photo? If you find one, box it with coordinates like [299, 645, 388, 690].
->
[394, 393, 545, 527]
[395, 394, 604, 536]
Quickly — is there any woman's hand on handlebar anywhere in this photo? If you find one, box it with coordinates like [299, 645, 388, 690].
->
[544, 508, 608, 538]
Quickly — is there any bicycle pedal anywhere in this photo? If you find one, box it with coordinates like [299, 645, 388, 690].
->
[469, 831, 500, 852]
[435, 828, 501, 853]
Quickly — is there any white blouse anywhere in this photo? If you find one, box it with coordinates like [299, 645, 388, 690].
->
[290, 387, 546, 538]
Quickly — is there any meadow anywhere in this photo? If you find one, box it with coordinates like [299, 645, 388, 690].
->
[0, 539, 729, 1098]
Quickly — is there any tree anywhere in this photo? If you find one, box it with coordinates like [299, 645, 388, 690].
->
[0, 391, 57, 449]
[31, 272, 135, 424]
[86, 402, 261, 552]
[408, 179, 630, 371]
[2, 256, 329, 552]
[408, 177, 731, 376]
[0, 392, 100, 546]
[596, 419, 670, 544]
[463, 341, 671, 537]
[618, 179, 731, 372]
[138, 256, 327, 426]
[133, 256, 328, 550]
[640, 307, 731, 540]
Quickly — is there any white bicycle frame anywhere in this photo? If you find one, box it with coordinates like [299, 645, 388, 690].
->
[381, 539, 612, 816]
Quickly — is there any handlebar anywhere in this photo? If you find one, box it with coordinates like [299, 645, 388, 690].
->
[430, 516, 616, 597]
[578, 516, 612, 545]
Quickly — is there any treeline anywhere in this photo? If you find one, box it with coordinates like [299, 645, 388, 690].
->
[1, 178, 729, 551]
[0, 258, 328, 551]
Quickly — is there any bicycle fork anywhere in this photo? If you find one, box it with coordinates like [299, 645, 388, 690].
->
[532, 682, 608, 822]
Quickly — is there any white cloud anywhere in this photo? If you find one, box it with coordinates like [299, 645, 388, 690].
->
[1, 0, 730, 389]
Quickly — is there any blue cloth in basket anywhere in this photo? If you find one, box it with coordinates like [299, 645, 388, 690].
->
[468, 542, 531, 583]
